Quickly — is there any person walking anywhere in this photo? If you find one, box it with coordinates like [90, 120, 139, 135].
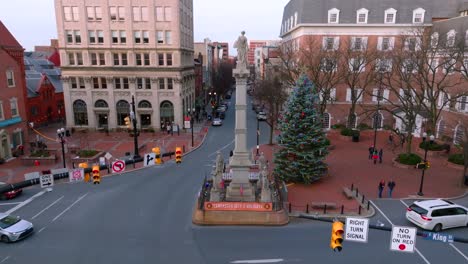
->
[388, 179, 396, 198]
[166, 122, 171, 134]
[368, 145, 374, 160]
[379, 149, 383, 163]
[372, 150, 379, 164]
[378, 179, 385, 198]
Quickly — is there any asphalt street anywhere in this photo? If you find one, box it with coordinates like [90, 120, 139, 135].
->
[0, 95, 467, 264]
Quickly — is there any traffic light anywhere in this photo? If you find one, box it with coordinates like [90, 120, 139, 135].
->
[92, 165, 100, 184]
[124, 116, 131, 129]
[330, 221, 344, 252]
[152, 147, 162, 164]
[425, 161, 430, 169]
[79, 162, 89, 182]
[416, 162, 427, 169]
[175, 147, 182, 164]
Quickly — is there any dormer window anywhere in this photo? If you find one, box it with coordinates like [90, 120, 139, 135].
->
[413, 8, 425, 23]
[356, 8, 368, 24]
[447, 30, 456, 47]
[294, 12, 298, 27]
[384, 8, 397, 24]
[328, 8, 340, 23]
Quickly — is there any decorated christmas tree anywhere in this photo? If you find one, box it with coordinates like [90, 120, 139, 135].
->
[274, 74, 329, 184]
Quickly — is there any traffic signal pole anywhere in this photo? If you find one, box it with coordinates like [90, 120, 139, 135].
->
[131, 95, 140, 159]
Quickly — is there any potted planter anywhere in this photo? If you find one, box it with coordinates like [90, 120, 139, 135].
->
[392, 153, 422, 169]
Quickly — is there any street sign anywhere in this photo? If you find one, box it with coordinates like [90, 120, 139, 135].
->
[390, 226, 417, 253]
[144, 153, 156, 167]
[69, 168, 84, 183]
[104, 152, 112, 160]
[184, 120, 191, 129]
[99, 157, 106, 166]
[422, 231, 454, 243]
[40, 174, 54, 188]
[112, 160, 126, 173]
[345, 217, 369, 243]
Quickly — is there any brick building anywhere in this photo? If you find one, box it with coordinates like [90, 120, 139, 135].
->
[0, 21, 29, 161]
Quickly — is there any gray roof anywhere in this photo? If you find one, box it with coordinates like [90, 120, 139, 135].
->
[24, 52, 62, 98]
[432, 15, 468, 45]
[281, 0, 463, 34]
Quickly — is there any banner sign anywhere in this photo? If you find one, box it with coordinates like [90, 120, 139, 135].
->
[204, 202, 273, 211]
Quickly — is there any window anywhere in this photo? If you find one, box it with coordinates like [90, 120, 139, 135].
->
[68, 53, 83, 65]
[376, 59, 392, 72]
[136, 54, 142, 65]
[6, 71, 15, 87]
[356, 8, 368, 23]
[89, 31, 96, 43]
[122, 53, 128, 65]
[156, 7, 164, 21]
[137, 78, 143, 89]
[93, 77, 99, 88]
[78, 77, 85, 88]
[76, 53, 83, 65]
[120, 31, 126, 43]
[123, 78, 129, 89]
[136, 78, 152, 89]
[159, 78, 165, 89]
[133, 6, 148, 22]
[166, 54, 173, 66]
[447, 30, 456, 47]
[70, 77, 78, 88]
[73, 100, 88, 126]
[167, 78, 173, 89]
[349, 57, 365, 72]
[99, 53, 105, 65]
[384, 8, 397, 23]
[402, 59, 418, 73]
[443, 59, 456, 74]
[87, 6, 102, 21]
[458, 95, 467, 111]
[134, 31, 141, 44]
[10, 98, 18, 117]
[68, 53, 75, 65]
[352, 37, 367, 50]
[91, 53, 98, 65]
[431, 33, 439, 48]
[116, 100, 130, 126]
[97, 30, 104, 43]
[92, 77, 107, 89]
[74, 31, 81, 43]
[413, 8, 425, 23]
[114, 78, 121, 89]
[328, 8, 340, 23]
[64, 6, 79, 21]
[72, 6, 79, 21]
[346, 88, 363, 102]
[66, 30, 81, 44]
[437, 120, 446, 138]
[405, 37, 419, 51]
[454, 125, 465, 145]
[135, 53, 150, 66]
[66, 30, 73, 43]
[322, 113, 331, 129]
[157, 31, 164, 44]
[321, 58, 337, 72]
[113, 53, 120, 65]
[110, 6, 125, 21]
[323, 37, 338, 50]
[165, 7, 172, 21]
[158, 54, 164, 66]
[143, 31, 149, 44]
[378, 37, 394, 51]
[112, 31, 118, 43]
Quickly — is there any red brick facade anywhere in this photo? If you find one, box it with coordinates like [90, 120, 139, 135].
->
[26, 75, 65, 126]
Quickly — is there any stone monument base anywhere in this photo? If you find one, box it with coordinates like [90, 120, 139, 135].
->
[192, 202, 289, 226]
[225, 182, 255, 202]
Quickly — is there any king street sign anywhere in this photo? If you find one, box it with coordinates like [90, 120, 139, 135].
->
[422, 231, 454, 243]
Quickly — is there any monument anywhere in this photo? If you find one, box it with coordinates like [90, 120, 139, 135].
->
[225, 31, 256, 202]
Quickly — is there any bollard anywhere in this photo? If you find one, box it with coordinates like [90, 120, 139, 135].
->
[367, 201, 370, 210]
[351, 183, 354, 191]
[355, 188, 359, 197]
[358, 206, 362, 215]
[183, 145, 186, 153]
[306, 204, 309, 214]
[362, 195, 365, 203]
[107, 164, 110, 173]
[323, 204, 327, 214]
[341, 205, 344, 214]
[289, 203, 292, 213]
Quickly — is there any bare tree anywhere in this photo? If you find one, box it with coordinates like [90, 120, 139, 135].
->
[253, 73, 289, 144]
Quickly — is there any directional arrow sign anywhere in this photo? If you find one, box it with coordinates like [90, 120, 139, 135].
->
[40, 174, 54, 188]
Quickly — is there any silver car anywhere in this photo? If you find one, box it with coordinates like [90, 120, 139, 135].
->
[0, 213, 34, 242]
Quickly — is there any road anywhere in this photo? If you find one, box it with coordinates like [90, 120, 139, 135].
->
[0, 95, 467, 264]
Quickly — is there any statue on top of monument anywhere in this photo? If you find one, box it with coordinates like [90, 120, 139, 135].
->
[234, 31, 248, 69]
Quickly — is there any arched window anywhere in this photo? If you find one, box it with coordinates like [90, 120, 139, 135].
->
[436, 119, 446, 139]
[138, 100, 152, 108]
[454, 125, 465, 145]
[160, 101, 174, 127]
[94, 99, 108, 108]
[73, 100, 88, 125]
[372, 112, 383, 129]
[116, 100, 130, 126]
[322, 113, 331, 129]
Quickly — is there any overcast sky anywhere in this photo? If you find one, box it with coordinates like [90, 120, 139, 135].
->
[0, 0, 289, 55]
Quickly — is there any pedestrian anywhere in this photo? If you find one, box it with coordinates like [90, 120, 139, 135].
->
[378, 179, 385, 198]
[379, 148, 383, 163]
[166, 122, 171, 134]
[388, 133, 394, 145]
[368, 145, 374, 160]
[388, 179, 396, 198]
[372, 150, 379, 164]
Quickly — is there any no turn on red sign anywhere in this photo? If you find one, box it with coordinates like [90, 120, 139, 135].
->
[390, 226, 417, 253]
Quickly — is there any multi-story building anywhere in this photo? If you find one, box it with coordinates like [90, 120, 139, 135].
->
[248, 40, 267, 66]
[280, 0, 468, 143]
[54, 0, 195, 131]
[0, 21, 29, 161]
[213, 42, 229, 61]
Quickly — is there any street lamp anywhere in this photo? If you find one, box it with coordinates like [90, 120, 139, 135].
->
[372, 71, 384, 159]
[256, 117, 260, 155]
[188, 107, 195, 147]
[418, 132, 434, 196]
[57, 128, 66, 168]
[130, 94, 140, 159]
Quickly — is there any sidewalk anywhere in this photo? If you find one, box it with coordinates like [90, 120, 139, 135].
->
[254, 129, 467, 215]
[0, 121, 210, 184]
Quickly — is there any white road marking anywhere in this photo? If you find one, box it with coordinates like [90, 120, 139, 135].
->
[52, 192, 88, 222]
[208, 140, 235, 157]
[38, 227, 46, 233]
[6, 190, 47, 214]
[230, 259, 284, 264]
[0, 256, 10, 263]
[32, 196, 64, 219]
[449, 243, 468, 261]
[0, 202, 21, 206]
[370, 200, 430, 264]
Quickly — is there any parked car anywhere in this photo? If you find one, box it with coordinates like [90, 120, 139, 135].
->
[212, 118, 223, 126]
[405, 199, 468, 232]
[0, 213, 34, 243]
[257, 111, 267, 121]
[217, 105, 227, 112]
[225, 94, 231, 99]
[255, 105, 264, 113]
[0, 182, 22, 200]
[216, 111, 225, 119]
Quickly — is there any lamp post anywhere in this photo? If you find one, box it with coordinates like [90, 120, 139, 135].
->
[372, 71, 384, 157]
[57, 128, 66, 168]
[130, 94, 140, 159]
[256, 117, 260, 155]
[188, 107, 195, 147]
[418, 132, 434, 196]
